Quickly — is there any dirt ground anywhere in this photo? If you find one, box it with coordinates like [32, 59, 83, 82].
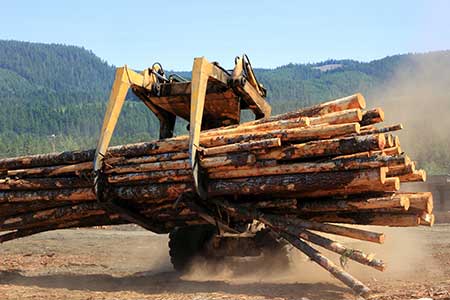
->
[0, 224, 449, 300]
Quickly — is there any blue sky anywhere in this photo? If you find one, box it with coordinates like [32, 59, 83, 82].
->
[1, 0, 449, 70]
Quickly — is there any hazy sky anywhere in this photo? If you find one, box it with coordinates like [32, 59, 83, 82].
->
[1, 0, 449, 70]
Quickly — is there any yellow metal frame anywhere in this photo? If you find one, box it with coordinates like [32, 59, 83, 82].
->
[94, 56, 271, 199]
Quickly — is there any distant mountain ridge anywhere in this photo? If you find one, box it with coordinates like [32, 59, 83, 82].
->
[0, 40, 449, 173]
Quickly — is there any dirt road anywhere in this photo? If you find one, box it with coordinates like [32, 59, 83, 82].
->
[0, 224, 449, 300]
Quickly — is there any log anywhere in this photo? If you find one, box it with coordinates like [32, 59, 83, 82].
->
[0, 177, 93, 191]
[202, 123, 361, 147]
[360, 108, 384, 126]
[304, 212, 421, 227]
[6, 161, 93, 178]
[250, 94, 366, 123]
[419, 212, 435, 226]
[404, 192, 433, 213]
[0, 188, 96, 203]
[280, 232, 371, 296]
[257, 134, 385, 161]
[385, 134, 394, 147]
[106, 151, 189, 166]
[296, 194, 409, 213]
[200, 152, 256, 169]
[202, 138, 281, 156]
[371, 146, 402, 156]
[213, 201, 385, 244]
[0, 213, 124, 243]
[0, 202, 105, 231]
[387, 162, 415, 177]
[209, 155, 407, 180]
[201, 117, 310, 137]
[294, 176, 399, 198]
[359, 124, 403, 135]
[108, 169, 192, 184]
[105, 159, 190, 175]
[309, 109, 362, 125]
[239, 198, 297, 209]
[398, 169, 426, 182]
[208, 168, 387, 197]
[295, 229, 385, 271]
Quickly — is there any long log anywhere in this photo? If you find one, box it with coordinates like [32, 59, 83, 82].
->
[296, 194, 409, 213]
[200, 152, 256, 169]
[0, 177, 93, 191]
[213, 200, 385, 244]
[250, 94, 366, 123]
[0, 202, 105, 231]
[208, 168, 387, 197]
[280, 232, 371, 296]
[0, 188, 96, 203]
[201, 117, 310, 137]
[359, 124, 403, 135]
[304, 212, 421, 226]
[294, 229, 385, 271]
[256, 134, 385, 161]
[202, 123, 361, 147]
[209, 155, 407, 179]
[202, 138, 281, 156]
[309, 109, 362, 125]
[106, 151, 189, 166]
[398, 169, 426, 182]
[108, 169, 193, 184]
[105, 159, 190, 175]
[295, 176, 399, 198]
[387, 162, 415, 177]
[0, 213, 124, 243]
[6, 161, 93, 178]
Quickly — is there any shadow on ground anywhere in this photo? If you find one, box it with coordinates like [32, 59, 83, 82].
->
[0, 270, 349, 300]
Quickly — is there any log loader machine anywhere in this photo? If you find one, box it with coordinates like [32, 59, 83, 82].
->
[94, 55, 287, 271]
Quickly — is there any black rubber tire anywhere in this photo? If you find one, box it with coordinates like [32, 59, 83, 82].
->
[168, 224, 216, 272]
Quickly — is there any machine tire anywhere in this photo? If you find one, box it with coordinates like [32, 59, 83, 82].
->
[168, 224, 217, 272]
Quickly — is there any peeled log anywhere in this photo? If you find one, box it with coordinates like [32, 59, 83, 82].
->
[304, 212, 421, 227]
[201, 117, 310, 137]
[398, 169, 426, 182]
[200, 152, 256, 169]
[208, 168, 387, 197]
[108, 169, 192, 184]
[250, 94, 366, 124]
[7, 161, 93, 178]
[209, 155, 408, 180]
[0, 188, 96, 203]
[296, 194, 409, 213]
[387, 162, 415, 177]
[359, 124, 403, 135]
[257, 134, 385, 161]
[106, 151, 189, 167]
[105, 159, 190, 175]
[309, 109, 362, 125]
[202, 138, 281, 156]
[0, 202, 105, 231]
[203, 123, 361, 147]
[403, 192, 433, 213]
[295, 176, 399, 198]
[0, 177, 93, 191]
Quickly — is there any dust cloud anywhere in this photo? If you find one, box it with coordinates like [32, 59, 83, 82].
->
[368, 51, 450, 174]
[182, 226, 439, 286]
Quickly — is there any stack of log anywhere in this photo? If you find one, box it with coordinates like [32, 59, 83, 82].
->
[0, 93, 433, 296]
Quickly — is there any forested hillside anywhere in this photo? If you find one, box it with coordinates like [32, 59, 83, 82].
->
[0, 40, 449, 173]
